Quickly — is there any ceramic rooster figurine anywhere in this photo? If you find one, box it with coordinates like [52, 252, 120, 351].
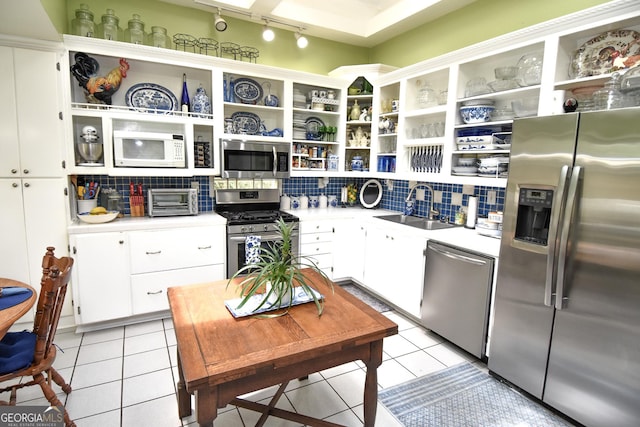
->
[70, 52, 130, 105]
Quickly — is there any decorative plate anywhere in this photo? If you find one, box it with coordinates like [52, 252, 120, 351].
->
[360, 179, 383, 209]
[305, 116, 325, 141]
[125, 83, 178, 113]
[233, 77, 263, 104]
[569, 29, 640, 78]
[231, 111, 261, 135]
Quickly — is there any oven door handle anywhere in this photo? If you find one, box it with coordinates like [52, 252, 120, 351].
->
[229, 233, 285, 242]
[272, 146, 277, 176]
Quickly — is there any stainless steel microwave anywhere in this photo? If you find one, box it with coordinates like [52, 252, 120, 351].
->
[220, 139, 290, 179]
[113, 130, 186, 168]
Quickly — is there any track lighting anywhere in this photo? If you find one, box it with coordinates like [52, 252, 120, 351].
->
[214, 8, 227, 32]
[262, 21, 274, 42]
[295, 30, 308, 48]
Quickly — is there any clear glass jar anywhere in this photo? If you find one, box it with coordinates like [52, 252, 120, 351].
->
[124, 14, 146, 44]
[146, 26, 170, 49]
[97, 9, 122, 41]
[71, 4, 96, 38]
[416, 79, 437, 107]
[593, 73, 631, 110]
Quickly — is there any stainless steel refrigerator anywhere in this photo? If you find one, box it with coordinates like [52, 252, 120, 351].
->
[488, 108, 640, 427]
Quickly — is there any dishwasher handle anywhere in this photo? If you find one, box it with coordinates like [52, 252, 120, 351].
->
[427, 243, 487, 266]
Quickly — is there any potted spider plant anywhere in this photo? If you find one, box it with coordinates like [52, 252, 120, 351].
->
[227, 217, 333, 317]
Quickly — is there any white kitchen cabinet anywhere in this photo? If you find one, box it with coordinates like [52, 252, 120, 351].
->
[69, 224, 226, 328]
[1, 178, 70, 325]
[299, 219, 334, 278]
[129, 226, 225, 315]
[130, 264, 224, 315]
[363, 223, 427, 318]
[0, 46, 65, 179]
[291, 81, 342, 173]
[70, 232, 132, 324]
[331, 219, 367, 283]
[63, 35, 217, 176]
[129, 227, 225, 274]
[0, 43, 69, 326]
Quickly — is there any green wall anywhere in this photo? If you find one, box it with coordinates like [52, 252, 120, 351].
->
[370, 0, 613, 67]
[42, 0, 613, 74]
[43, 0, 369, 74]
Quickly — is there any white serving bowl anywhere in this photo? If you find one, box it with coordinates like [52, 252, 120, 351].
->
[457, 157, 477, 166]
[459, 105, 495, 123]
[77, 211, 119, 224]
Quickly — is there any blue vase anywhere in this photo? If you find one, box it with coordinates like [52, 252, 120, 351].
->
[191, 86, 211, 117]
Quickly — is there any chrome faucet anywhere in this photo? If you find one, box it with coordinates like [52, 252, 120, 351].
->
[406, 183, 439, 220]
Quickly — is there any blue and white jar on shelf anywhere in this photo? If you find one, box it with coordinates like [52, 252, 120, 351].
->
[351, 156, 363, 171]
[191, 85, 211, 117]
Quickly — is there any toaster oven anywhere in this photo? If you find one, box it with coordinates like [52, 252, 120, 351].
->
[147, 188, 198, 217]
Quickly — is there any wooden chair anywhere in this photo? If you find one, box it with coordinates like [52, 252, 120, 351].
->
[0, 247, 75, 427]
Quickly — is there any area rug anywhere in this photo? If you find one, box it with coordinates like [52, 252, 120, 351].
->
[379, 363, 574, 427]
[340, 284, 392, 313]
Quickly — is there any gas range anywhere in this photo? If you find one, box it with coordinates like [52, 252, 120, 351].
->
[214, 189, 299, 233]
[216, 188, 300, 277]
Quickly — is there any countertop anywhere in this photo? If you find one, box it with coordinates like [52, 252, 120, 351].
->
[67, 207, 501, 258]
[288, 206, 501, 258]
[67, 212, 227, 234]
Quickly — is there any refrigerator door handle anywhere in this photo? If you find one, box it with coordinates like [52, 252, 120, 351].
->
[544, 165, 570, 307]
[555, 165, 582, 310]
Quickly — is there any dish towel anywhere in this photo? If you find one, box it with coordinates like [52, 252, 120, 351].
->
[245, 235, 261, 265]
[0, 287, 33, 310]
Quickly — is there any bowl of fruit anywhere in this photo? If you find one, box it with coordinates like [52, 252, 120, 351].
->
[77, 206, 119, 224]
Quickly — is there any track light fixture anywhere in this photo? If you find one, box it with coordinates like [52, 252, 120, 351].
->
[262, 20, 275, 42]
[295, 29, 308, 48]
[214, 8, 227, 32]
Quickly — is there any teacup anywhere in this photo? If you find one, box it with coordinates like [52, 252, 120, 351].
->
[348, 87, 361, 95]
[319, 90, 327, 98]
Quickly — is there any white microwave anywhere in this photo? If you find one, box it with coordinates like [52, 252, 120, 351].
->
[113, 130, 186, 168]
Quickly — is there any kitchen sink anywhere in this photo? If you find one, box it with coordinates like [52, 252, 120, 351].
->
[376, 214, 455, 230]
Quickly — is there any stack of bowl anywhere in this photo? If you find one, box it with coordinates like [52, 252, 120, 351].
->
[460, 99, 495, 123]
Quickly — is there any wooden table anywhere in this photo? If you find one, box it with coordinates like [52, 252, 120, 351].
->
[168, 269, 398, 427]
[0, 278, 36, 340]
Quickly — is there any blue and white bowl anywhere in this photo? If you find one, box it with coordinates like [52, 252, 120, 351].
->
[459, 105, 495, 123]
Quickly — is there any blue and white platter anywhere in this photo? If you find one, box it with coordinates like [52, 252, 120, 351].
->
[233, 77, 263, 104]
[224, 286, 323, 318]
[231, 111, 261, 135]
[305, 116, 325, 141]
[125, 83, 178, 113]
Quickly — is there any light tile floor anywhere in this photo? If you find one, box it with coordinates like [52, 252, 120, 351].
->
[1, 307, 485, 426]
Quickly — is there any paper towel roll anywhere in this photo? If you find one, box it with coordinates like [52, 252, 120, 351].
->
[466, 196, 478, 229]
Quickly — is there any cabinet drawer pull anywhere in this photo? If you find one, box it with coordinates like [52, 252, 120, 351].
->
[147, 290, 163, 295]
[145, 250, 162, 255]
[198, 245, 212, 250]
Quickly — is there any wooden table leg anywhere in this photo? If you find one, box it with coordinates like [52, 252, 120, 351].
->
[363, 340, 384, 427]
[195, 387, 218, 427]
[176, 352, 192, 418]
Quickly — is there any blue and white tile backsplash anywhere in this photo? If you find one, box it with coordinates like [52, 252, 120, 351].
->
[80, 175, 505, 220]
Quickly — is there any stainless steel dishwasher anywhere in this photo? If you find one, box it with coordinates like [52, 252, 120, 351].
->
[421, 240, 494, 359]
